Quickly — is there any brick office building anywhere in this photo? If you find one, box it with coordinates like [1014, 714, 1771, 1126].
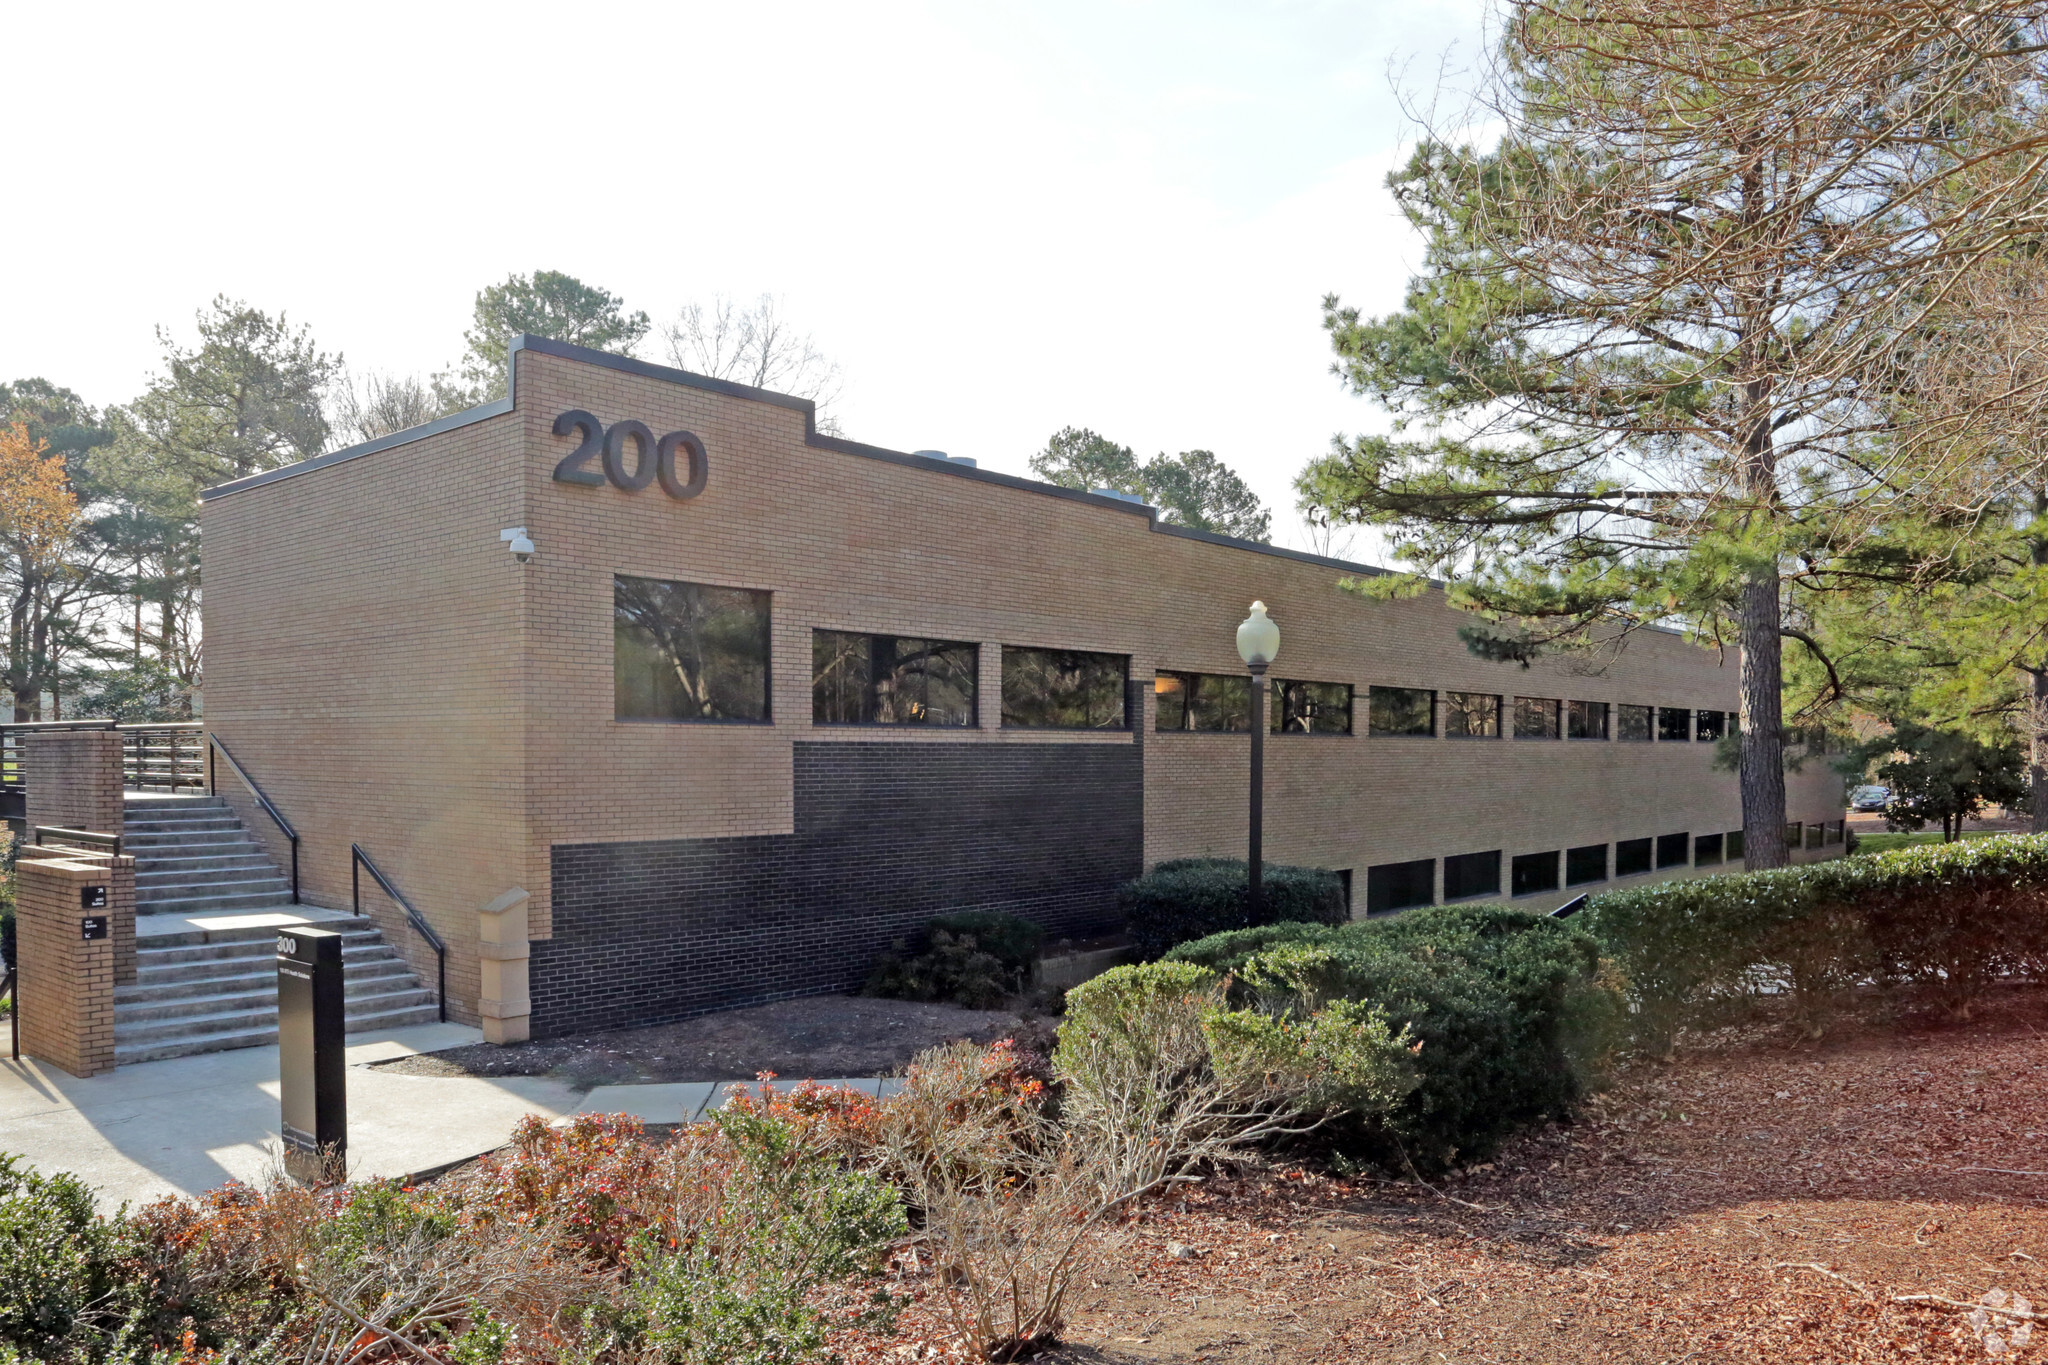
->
[198, 335, 1845, 1038]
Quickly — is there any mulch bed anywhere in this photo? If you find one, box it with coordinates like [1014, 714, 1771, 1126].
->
[831, 985, 2048, 1363]
[371, 995, 1038, 1089]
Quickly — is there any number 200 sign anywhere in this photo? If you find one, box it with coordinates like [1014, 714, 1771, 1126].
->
[550, 410, 709, 500]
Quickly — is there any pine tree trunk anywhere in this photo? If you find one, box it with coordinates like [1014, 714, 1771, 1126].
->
[2032, 664, 2048, 835]
[1740, 567, 1790, 868]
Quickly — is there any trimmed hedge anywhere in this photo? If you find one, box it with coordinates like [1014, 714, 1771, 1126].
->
[1121, 858, 1348, 960]
[1164, 904, 1622, 1172]
[1582, 833, 2048, 1052]
[863, 909, 1046, 1008]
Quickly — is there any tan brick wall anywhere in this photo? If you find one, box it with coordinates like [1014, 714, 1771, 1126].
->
[16, 855, 128, 1076]
[201, 342, 1848, 1017]
[25, 730, 123, 839]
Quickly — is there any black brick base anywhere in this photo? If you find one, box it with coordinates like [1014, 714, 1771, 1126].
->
[530, 735, 1143, 1035]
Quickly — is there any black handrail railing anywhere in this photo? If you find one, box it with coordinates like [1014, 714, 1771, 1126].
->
[119, 722, 206, 793]
[31, 826, 122, 858]
[207, 735, 299, 903]
[3, 967, 15, 1061]
[352, 844, 446, 1023]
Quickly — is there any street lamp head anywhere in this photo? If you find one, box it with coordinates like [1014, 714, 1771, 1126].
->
[1236, 600, 1280, 668]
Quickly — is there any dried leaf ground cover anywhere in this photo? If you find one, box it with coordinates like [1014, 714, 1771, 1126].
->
[832, 986, 2048, 1363]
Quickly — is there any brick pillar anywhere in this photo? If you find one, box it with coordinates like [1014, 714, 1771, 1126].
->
[477, 886, 531, 1045]
[16, 854, 132, 1077]
[21, 847, 136, 985]
[24, 729, 124, 839]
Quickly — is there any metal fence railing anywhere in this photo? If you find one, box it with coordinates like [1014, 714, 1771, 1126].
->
[119, 723, 206, 793]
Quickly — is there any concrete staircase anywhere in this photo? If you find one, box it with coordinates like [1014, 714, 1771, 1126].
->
[116, 795, 440, 1065]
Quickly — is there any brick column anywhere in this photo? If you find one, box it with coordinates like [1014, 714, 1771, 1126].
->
[24, 729, 124, 839]
[21, 847, 136, 985]
[16, 854, 131, 1077]
[477, 886, 531, 1044]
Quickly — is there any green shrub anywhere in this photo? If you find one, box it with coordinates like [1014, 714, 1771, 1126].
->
[865, 911, 1046, 1008]
[1164, 905, 1622, 1172]
[1582, 833, 2048, 1049]
[927, 911, 1043, 984]
[1120, 858, 1347, 960]
[0, 1153, 132, 1361]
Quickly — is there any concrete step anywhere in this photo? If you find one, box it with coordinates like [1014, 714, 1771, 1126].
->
[115, 976, 437, 1026]
[133, 855, 276, 878]
[130, 889, 298, 916]
[111, 999, 443, 1066]
[119, 956, 416, 1002]
[137, 866, 289, 889]
[135, 929, 383, 963]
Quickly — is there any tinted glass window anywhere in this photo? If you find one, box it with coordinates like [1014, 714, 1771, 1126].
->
[1827, 821, 1845, 845]
[1694, 832, 1724, 866]
[812, 631, 976, 726]
[1727, 829, 1745, 861]
[1695, 709, 1726, 742]
[1658, 706, 1692, 741]
[1805, 823, 1825, 849]
[1514, 696, 1561, 739]
[1275, 681, 1352, 735]
[1784, 821, 1803, 848]
[1564, 843, 1607, 885]
[1617, 704, 1653, 742]
[614, 575, 770, 722]
[1615, 837, 1653, 876]
[1567, 700, 1609, 740]
[1366, 858, 1435, 914]
[1368, 686, 1434, 737]
[1154, 672, 1250, 732]
[1511, 850, 1561, 896]
[1001, 648, 1128, 729]
[1443, 849, 1501, 900]
[1442, 691, 1500, 738]
[1656, 831, 1691, 868]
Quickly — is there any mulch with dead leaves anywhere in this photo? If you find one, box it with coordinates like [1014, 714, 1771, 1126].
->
[827, 985, 2048, 1363]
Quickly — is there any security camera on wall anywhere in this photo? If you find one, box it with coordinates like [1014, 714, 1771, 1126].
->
[500, 527, 535, 563]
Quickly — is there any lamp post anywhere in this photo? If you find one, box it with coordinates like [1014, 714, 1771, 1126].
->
[1236, 601, 1280, 926]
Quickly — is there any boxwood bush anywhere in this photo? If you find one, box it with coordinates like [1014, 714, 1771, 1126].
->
[1121, 858, 1347, 960]
[1582, 832, 2048, 1053]
[1164, 904, 1622, 1172]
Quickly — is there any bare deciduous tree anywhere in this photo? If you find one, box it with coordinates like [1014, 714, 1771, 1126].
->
[663, 294, 846, 435]
[329, 371, 443, 445]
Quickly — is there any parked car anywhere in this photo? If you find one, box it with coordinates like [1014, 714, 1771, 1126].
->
[1850, 784, 1890, 812]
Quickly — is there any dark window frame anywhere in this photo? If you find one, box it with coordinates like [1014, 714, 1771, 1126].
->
[1153, 670, 1252, 733]
[1656, 831, 1692, 869]
[1695, 709, 1727, 742]
[1273, 680, 1354, 735]
[1615, 837, 1654, 876]
[1567, 700, 1610, 741]
[613, 574, 773, 725]
[1694, 832, 1725, 866]
[1368, 685, 1436, 738]
[1442, 691, 1502, 739]
[1565, 843, 1609, 886]
[1727, 829, 1746, 861]
[1365, 858, 1436, 915]
[1511, 850, 1562, 897]
[1657, 706, 1693, 742]
[1513, 696, 1562, 740]
[1000, 646, 1131, 731]
[1443, 849, 1502, 901]
[811, 629, 979, 728]
[1617, 704, 1653, 742]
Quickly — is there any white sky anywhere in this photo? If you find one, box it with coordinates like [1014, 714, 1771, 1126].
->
[7, 0, 1489, 556]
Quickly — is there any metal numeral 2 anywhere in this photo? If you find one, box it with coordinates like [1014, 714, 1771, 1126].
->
[551, 410, 708, 500]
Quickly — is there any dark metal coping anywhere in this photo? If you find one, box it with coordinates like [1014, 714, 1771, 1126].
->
[199, 333, 1392, 578]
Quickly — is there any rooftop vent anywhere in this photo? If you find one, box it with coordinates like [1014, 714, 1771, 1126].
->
[914, 449, 977, 469]
[1090, 487, 1148, 505]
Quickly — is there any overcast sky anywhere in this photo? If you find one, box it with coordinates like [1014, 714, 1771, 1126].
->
[9, 0, 1489, 555]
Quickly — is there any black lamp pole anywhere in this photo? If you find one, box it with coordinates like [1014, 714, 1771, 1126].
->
[1247, 660, 1267, 926]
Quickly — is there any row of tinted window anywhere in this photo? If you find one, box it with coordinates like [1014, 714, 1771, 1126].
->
[1365, 829, 1757, 914]
[616, 575, 1136, 728]
[1156, 675, 1732, 741]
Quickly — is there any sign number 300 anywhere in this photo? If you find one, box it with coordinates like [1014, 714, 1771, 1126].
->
[551, 410, 709, 500]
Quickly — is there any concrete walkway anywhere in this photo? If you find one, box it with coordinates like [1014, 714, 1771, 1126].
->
[572, 1076, 906, 1124]
[0, 1023, 580, 1210]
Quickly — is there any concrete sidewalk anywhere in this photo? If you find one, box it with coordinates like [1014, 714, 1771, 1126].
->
[573, 1076, 907, 1124]
[0, 1023, 580, 1209]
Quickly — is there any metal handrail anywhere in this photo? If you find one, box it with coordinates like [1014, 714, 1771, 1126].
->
[119, 722, 206, 793]
[351, 844, 446, 1023]
[206, 735, 298, 903]
[32, 826, 122, 858]
[3, 968, 15, 1061]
